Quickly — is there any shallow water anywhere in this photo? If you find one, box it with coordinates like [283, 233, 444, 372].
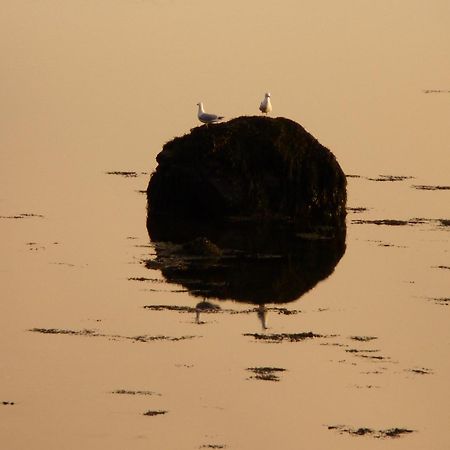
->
[1, 1, 449, 449]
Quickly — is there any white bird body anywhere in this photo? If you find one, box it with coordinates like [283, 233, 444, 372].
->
[197, 102, 224, 124]
[259, 92, 272, 114]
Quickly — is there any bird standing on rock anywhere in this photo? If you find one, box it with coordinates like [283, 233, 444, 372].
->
[197, 102, 224, 124]
[259, 92, 272, 114]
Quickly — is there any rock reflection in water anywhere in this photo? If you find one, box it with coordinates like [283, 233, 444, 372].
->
[145, 215, 346, 314]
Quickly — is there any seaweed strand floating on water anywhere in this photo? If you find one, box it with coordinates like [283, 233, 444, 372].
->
[143, 410, 167, 416]
[243, 332, 325, 343]
[246, 367, 286, 381]
[327, 425, 414, 438]
[29, 327, 199, 343]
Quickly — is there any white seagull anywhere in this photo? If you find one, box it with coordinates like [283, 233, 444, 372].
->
[197, 102, 224, 124]
[259, 92, 272, 114]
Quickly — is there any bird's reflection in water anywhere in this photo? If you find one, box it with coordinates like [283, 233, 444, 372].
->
[146, 215, 346, 328]
[257, 304, 269, 330]
[194, 299, 221, 324]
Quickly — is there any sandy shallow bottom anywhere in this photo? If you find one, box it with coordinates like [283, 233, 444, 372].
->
[1, 172, 449, 450]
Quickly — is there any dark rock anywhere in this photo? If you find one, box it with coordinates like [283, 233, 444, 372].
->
[181, 237, 222, 256]
[147, 116, 346, 227]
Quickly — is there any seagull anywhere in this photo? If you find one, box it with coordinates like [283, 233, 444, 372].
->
[197, 102, 224, 124]
[259, 92, 272, 114]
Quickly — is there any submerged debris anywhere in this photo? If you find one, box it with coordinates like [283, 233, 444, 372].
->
[1, 401, 15, 406]
[327, 425, 414, 438]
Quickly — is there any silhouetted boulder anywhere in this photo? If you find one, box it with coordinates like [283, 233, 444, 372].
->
[147, 116, 346, 228]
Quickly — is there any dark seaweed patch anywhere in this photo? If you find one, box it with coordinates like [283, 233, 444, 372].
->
[200, 445, 227, 449]
[0, 213, 44, 219]
[354, 385, 380, 389]
[269, 307, 301, 315]
[30, 328, 97, 336]
[29, 328, 198, 342]
[423, 89, 450, 94]
[406, 367, 433, 375]
[112, 389, 161, 396]
[142, 288, 188, 293]
[382, 428, 415, 438]
[328, 425, 414, 438]
[354, 354, 391, 362]
[413, 184, 450, 191]
[128, 277, 164, 282]
[243, 332, 325, 343]
[352, 218, 424, 226]
[429, 297, 449, 306]
[144, 304, 198, 313]
[345, 349, 380, 354]
[367, 175, 414, 182]
[143, 410, 167, 416]
[247, 367, 286, 381]
[143, 304, 300, 316]
[235, 307, 301, 316]
[347, 207, 368, 213]
[50, 262, 77, 267]
[354, 217, 449, 229]
[105, 171, 142, 177]
[350, 336, 378, 342]
[144, 302, 222, 314]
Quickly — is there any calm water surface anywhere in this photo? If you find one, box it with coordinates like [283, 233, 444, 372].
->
[1, 1, 449, 449]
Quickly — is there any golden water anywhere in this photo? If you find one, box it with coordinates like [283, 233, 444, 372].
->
[1, 1, 449, 449]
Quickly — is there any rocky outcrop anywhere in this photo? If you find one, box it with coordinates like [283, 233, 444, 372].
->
[147, 116, 346, 228]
